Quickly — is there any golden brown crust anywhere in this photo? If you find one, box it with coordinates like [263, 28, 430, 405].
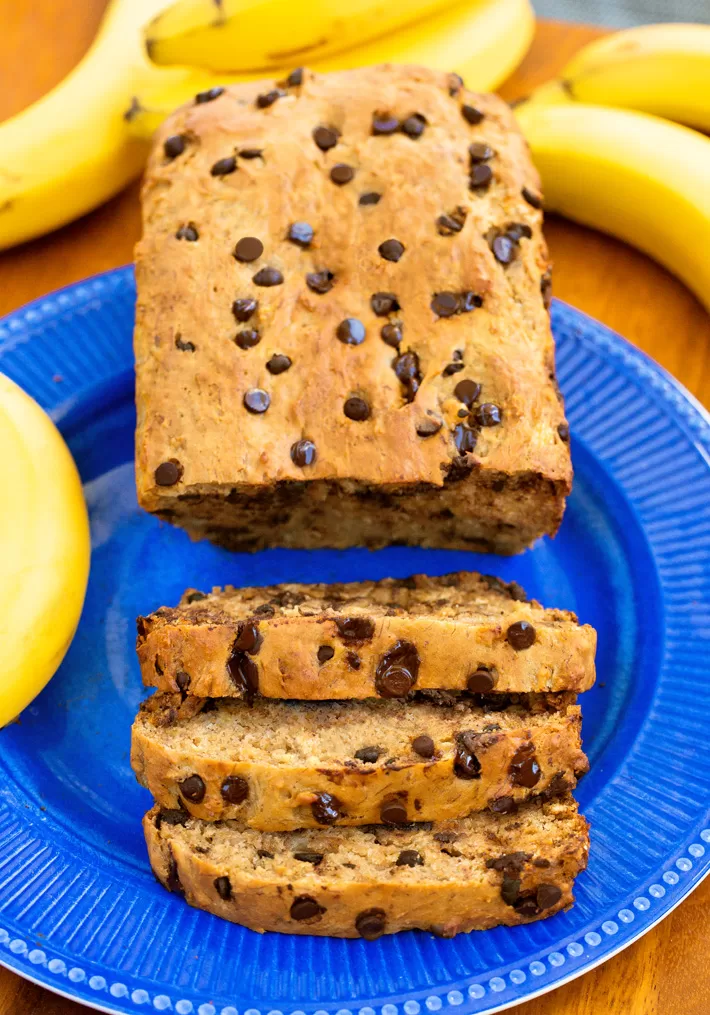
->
[133, 65, 570, 553]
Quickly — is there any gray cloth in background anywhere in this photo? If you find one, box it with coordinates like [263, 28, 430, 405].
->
[534, 0, 710, 25]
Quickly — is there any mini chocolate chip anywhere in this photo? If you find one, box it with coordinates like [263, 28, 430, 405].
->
[416, 418, 442, 437]
[290, 896, 325, 920]
[291, 439, 317, 467]
[372, 113, 400, 135]
[287, 221, 314, 248]
[515, 896, 541, 917]
[214, 875, 231, 900]
[393, 350, 420, 401]
[175, 336, 196, 351]
[448, 72, 464, 96]
[486, 852, 531, 872]
[501, 876, 521, 907]
[257, 89, 286, 108]
[359, 191, 381, 205]
[473, 402, 502, 426]
[506, 620, 536, 650]
[442, 362, 463, 376]
[175, 671, 191, 693]
[234, 237, 264, 262]
[371, 291, 400, 316]
[313, 125, 340, 150]
[253, 603, 276, 616]
[454, 731, 482, 779]
[239, 148, 263, 159]
[253, 267, 283, 286]
[462, 104, 484, 124]
[166, 852, 184, 895]
[286, 67, 303, 86]
[522, 186, 542, 209]
[186, 591, 207, 603]
[311, 792, 341, 824]
[211, 155, 237, 176]
[155, 460, 182, 486]
[243, 388, 270, 413]
[227, 647, 259, 698]
[346, 651, 361, 669]
[378, 238, 405, 261]
[469, 141, 495, 162]
[506, 222, 533, 241]
[221, 775, 249, 803]
[317, 645, 334, 663]
[330, 163, 355, 185]
[541, 269, 553, 310]
[381, 323, 402, 347]
[454, 379, 481, 407]
[453, 423, 477, 454]
[401, 114, 426, 139]
[195, 86, 225, 104]
[558, 422, 570, 441]
[234, 622, 262, 653]
[175, 223, 198, 241]
[431, 292, 459, 317]
[467, 668, 497, 692]
[157, 809, 189, 829]
[336, 318, 366, 345]
[412, 734, 435, 758]
[294, 851, 324, 865]
[267, 354, 292, 374]
[436, 210, 466, 235]
[470, 164, 493, 190]
[306, 270, 334, 293]
[489, 795, 517, 814]
[163, 134, 186, 159]
[397, 849, 424, 867]
[235, 329, 260, 349]
[492, 235, 516, 264]
[257, 848, 274, 859]
[232, 297, 258, 322]
[380, 797, 408, 824]
[376, 640, 420, 698]
[344, 396, 370, 421]
[356, 908, 386, 940]
[335, 617, 375, 641]
[537, 883, 562, 909]
[179, 774, 206, 803]
[355, 745, 382, 763]
[509, 744, 541, 788]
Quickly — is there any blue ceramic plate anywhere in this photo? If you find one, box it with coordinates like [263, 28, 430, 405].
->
[1, 267, 709, 1015]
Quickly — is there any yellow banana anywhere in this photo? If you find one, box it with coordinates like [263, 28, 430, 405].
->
[0, 374, 90, 727]
[127, 0, 534, 142]
[515, 101, 710, 314]
[558, 24, 710, 131]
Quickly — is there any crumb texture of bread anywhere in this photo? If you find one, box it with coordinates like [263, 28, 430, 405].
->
[133, 64, 571, 553]
[144, 795, 589, 936]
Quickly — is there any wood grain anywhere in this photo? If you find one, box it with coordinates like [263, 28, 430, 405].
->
[1, 6, 709, 1014]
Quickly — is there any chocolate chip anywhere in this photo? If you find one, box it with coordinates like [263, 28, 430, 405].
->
[234, 237, 264, 262]
[515, 896, 541, 918]
[489, 795, 516, 814]
[380, 796, 408, 824]
[541, 269, 553, 310]
[372, 113, 400, 135]
[448, 72, 464, 96]
[163, 134, 187, 159]
[175, 336, 196, 351]
[412, 734, 435, 758]
[453, 424, 477, 454]
[232, 297, 258, 322]
[378, 238, 404, 262]
[317, 645, 334, 664]
[213, 875, 231, 900]
[227, 646, 259, 698]
[179, 774, 206, 803]
[492, 235, 516, 264]
[346, 651, 361, 669]
[454, 731, 483, 779]
[286, 67, 303, 86]
[433, 830, 457, 843]
[243, 388, 270, 413]
[311, 792, 341, 824]
[235, 329, 260, 349]
[501, 876, 521, 907]
[211, 155, 237, 176]
[175, 223, 198, 241]
[335, 617, 375, 642]
[454, 379, 481, 407]
[175, 671, 191, 695]
[486, 851, 531, 872]
[506, 222, 533, 241]
[253, 267, 283, 286]
[155, 459, 183, 487]
[473, 402, 502, 426]
[166, 852, 184, 895]
[291, 439, 316, 467]
[253, 603, 276, 616]
[285, 222, 313, 248]
[267, 354, 291, 374]
[436, 208, 466, 235]
[506, 620, 536, 650]
[376, 640, 420, 697]
[442, 363, 463, 376]
[462, 104, 484, 124]
[470, 164, 493, 190]
[156, 809, 188, 829]
[336, 318, 366, 345]
[396, 849, 423, 867]
[522, 186, 542, 209]
[359, 191, 381, 205]
[313, 125, 340, 150]
[466, 668, 497, 692]
[393, 350, 420, 401]
[431, 292, 460, 317]
[256, 848, 274, 859]
[195, 86, 225, 104]
[256, 89, 286, 108]
[460, 291, 483, 311]
[355, 745, 382, 763]
[344, 396, 370, 421]
[509, 744, 541, 788]
[371, 292, 400, 316]
[330, 163, 354, 185]
[306, 270, 334, 294]
[558, 422, 569, 441]
[293, 851, 323, 865]
[290, 896, 325, 920]
[355, 908, 386, 940]
[239, 148, 263, 159]
[381, 323, 402, 347]
[416, 418, 442, 438]
[537, 883, 562, 910]
[469, 141, 494, 162]
[221, 775, 249, 804]
[534, 858, 551, 868]
[401, 113, 426, 139]
[234, 622, 262, 653]
[186, 591, 207, 603]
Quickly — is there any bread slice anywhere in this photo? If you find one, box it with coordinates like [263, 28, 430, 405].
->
[144, 795, 589, 937]
[137, 572, 596, 699]
[132, 692, 587, 829]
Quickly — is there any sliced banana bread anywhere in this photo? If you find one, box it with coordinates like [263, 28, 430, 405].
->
[145, 795, 589, 936]
[137, 571, 596, 699]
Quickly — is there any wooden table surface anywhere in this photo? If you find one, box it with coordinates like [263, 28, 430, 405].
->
[2, 4, 710, 1014]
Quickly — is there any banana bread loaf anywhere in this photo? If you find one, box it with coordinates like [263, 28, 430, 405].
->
[137, 572, 596, 699]
[134, 64, 570, 554]
[145, 795, 589, 936]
